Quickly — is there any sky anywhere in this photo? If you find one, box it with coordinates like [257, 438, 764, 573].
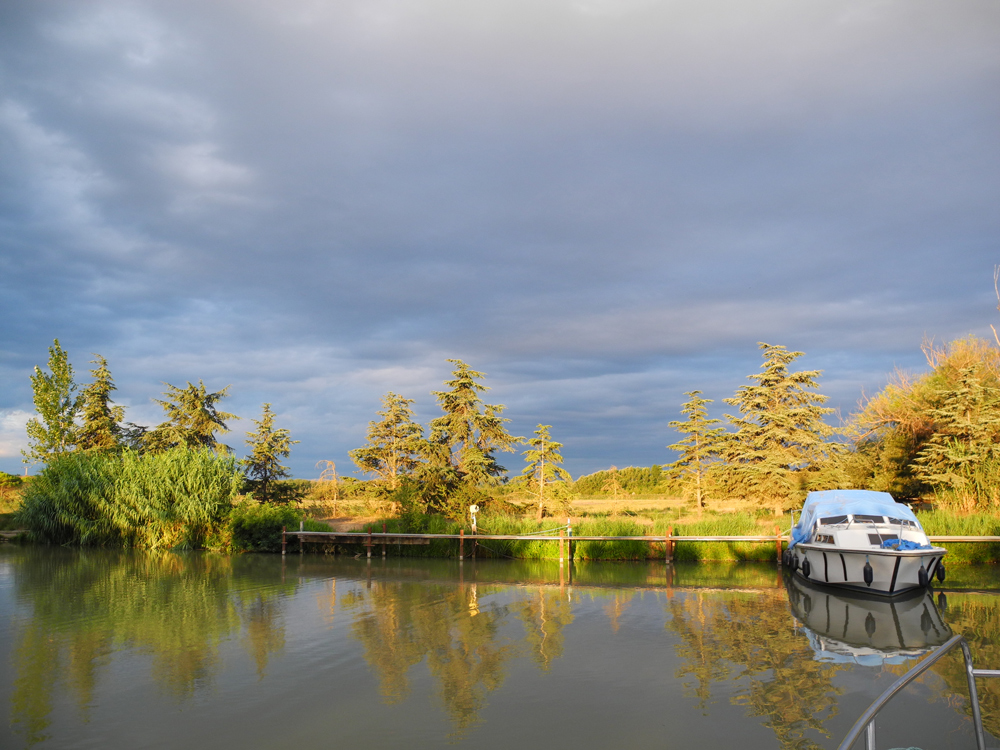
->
[1, 0, 998, 480]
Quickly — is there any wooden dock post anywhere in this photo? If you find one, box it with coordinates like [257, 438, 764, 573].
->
[282, 526, 287, 556]
[382, 522, 387, 558]
[559, 529, 565, 563]
[567, 519, 573, 561]
[666, 526, 674, 563]
[300, 520, 304, 554]
[459, 529, 465, 560]
[366, 530, 372, 559]
[775, 525, 782, 564]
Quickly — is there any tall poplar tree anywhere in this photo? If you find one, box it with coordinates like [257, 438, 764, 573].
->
[145, 381, 238, 453]
[242, 403, 298, 503]
[521, 424, 572, 519]
[77, 355, 125, 452]
[23, 339, 79, 466]
[349, 392, 425, 489]
[720, 343, 836, 510]
[427, 360, 519, 486]
[667, 391, 724, 508]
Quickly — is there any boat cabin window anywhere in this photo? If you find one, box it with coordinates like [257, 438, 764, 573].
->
[868, 533, 898, 546]
[887, 517, 917, 529]
[853, 514, 885, 523]
[818, 515, 848, 525]
[814, 533, 835, 544]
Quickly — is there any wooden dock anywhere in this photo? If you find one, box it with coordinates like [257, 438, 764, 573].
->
[283, 526, 793, 562]
[282, 527, 1000, 562]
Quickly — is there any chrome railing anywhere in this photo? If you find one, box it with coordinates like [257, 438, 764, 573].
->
[838, 634, 1000, 750]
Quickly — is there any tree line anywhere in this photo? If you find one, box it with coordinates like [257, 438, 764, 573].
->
[22, 328, 1000, 517]
[667, 336, 1000, 513]
[21, 340, 295, 502]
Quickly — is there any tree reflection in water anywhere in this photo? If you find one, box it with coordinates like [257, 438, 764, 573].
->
[8, 549, 291, 746]
[345, 580, 571, 734]
[667, 589, 847, 750]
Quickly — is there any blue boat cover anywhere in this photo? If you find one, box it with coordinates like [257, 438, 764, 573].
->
[789, 490, 920, 549]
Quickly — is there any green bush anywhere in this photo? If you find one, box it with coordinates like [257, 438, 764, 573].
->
[16, 448, 240, 548]
[0, 471, 23, 488]
[226, 500, 296, 552]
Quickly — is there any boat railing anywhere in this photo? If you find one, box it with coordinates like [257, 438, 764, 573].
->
[838, 633, 1000, 750]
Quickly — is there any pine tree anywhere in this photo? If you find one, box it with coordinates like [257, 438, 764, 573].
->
[521, 424, 573, 519]
[242, 403, 298, 503]
[23, 339, 79, 466]
[667, 391, 724, 508]
[77, 355, 125, 452]
[145, 381, 238, 453]
[427, 360, 519, 486]
[720, 343, 836, 510]
[349, 392, 425, 489]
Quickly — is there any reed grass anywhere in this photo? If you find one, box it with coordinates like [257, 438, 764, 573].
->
[16, 448, 240, 548]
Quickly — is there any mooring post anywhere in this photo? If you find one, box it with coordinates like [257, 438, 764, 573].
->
[282, 526, 287, 556]
[666, 526, 674, 563]
[367, 530, 372, 559]
[567, 518, 573, 561]
[560, 529, 565, 564]
[775, 525, 782, 564]
[459, 529, 465, 560]
[382, 522, 387, 558]
[299, 519, 304, 554]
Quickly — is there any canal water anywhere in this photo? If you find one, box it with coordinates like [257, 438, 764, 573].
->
[1, 547, 998, 750]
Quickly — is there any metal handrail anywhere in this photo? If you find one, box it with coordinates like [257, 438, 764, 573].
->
[838, 634, 1000, 750]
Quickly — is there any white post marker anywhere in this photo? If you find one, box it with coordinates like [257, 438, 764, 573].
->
[469, 505, 479, 534]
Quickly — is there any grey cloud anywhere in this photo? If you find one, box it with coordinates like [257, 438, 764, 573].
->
[1, 0, 998, 476]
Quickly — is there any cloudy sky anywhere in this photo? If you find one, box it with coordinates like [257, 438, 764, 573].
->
[1, 0, 998, 479]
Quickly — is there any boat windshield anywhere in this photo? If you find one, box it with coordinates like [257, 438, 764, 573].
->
[819, 515, 849, 525]
[853, 514, 885, 523]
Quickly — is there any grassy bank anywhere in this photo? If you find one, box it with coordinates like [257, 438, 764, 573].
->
[10, 458, 1000, 562]
[916, 510, 1000, 564]
[342, 513, 786, 561]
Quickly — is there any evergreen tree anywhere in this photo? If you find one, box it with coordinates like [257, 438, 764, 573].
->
[720, 343, 836, 510]
[145, 381, 238, 453]
[349, 392, 425, 489]
[23, 339, 79, 466]
[667, 391, 724, 508]
[242, 403, 298, 503]
[427, 360, 519, 486]
[521, 424, 573, 519]
[77, 355, 125, 452]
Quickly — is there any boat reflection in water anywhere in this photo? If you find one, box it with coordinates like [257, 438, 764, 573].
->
[786, 574, 952, 666]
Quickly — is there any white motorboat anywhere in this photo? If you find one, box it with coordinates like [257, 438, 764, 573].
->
[784, 490, 947, 596]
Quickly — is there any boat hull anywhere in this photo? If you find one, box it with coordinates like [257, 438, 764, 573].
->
[788, 544, 946, 596]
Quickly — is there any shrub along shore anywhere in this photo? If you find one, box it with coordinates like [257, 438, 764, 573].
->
[5, 450, 1000, 563]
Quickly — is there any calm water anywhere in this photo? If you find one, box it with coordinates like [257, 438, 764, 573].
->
[2, 547, 999, 750]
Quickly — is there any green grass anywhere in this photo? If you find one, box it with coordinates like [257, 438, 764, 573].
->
[343, 512, 785, 561]
[917, 510, 1000, 564]
[666, 515, 782, 562]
